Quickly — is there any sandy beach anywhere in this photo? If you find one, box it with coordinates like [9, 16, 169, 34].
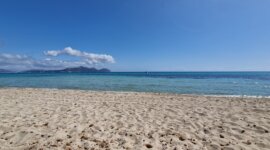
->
[0, 88, 269, 150]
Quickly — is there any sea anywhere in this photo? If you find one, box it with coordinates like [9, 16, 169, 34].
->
[0, 72, 270, 97]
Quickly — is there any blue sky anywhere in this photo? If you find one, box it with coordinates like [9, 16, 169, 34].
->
[0, 0, 270, 71]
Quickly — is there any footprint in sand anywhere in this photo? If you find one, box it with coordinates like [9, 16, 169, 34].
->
[79, 110, 88, 123]
[10, 131, 29, 146]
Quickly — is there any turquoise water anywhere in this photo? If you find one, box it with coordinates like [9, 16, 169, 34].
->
[0, 72, 270, 96]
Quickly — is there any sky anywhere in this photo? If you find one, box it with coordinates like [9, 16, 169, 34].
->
[0, 0, 270, 71]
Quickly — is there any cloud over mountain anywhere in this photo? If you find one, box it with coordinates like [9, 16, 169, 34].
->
[0, 47, 115, 71]
[45, 47, 115, 64]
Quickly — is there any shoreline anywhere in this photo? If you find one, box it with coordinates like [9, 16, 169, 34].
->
[0, 88, 270, 149]
[1, 87, 270, 99]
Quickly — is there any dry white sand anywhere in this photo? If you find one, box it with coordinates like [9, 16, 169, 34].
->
[0, 88, 269, 150]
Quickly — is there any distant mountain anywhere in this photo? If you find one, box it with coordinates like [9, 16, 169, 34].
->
[0, 69, 13, 73]
[22, 66, 111, 73]
[99, 68, 111, 72]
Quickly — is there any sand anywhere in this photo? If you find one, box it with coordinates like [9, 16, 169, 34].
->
[0, 88, 269, 150]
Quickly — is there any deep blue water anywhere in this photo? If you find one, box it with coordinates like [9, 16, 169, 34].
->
[0, 72, 270, 96]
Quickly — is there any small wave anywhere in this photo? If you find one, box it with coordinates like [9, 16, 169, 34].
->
[203, 94, 270, 99]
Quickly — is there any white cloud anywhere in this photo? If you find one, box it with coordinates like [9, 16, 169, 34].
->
[0, 53, 63, 71]
[0, 47, 115, 71]
[45, 47, 115, 64]
[0, 54, 35, 70]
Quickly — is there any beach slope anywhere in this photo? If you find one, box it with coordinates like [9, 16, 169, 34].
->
[0, 88, 269, 150]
